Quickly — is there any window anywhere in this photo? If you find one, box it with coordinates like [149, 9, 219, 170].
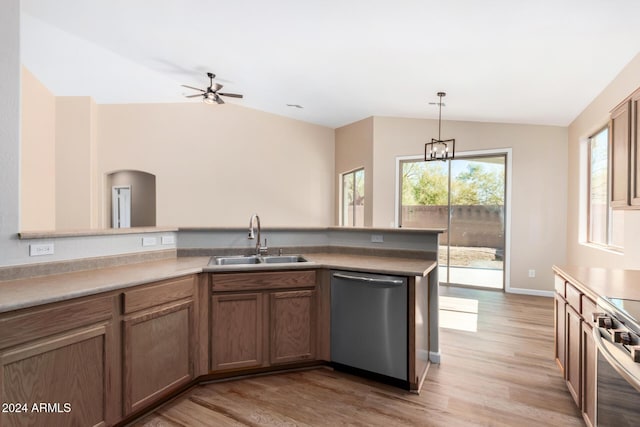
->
[588, 127, 624, 249]
[341, 168, 364, 226]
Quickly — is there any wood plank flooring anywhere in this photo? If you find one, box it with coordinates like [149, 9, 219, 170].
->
[130, 287, 584, 426]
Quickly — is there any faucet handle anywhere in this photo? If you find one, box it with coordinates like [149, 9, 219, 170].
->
[260, 238, 269, 255]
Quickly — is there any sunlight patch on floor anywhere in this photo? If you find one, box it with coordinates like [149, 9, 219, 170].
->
[440, 295, 479, 332]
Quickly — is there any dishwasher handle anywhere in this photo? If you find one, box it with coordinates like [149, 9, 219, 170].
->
[332, 272, 404, 286]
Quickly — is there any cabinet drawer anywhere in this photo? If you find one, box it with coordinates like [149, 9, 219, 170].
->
[554, 275, 566, 297]
[123, 275, 194, 314]
[581, 295, 598, 324]
[565, 283, 581, 312]
[211, 270, 316, 292]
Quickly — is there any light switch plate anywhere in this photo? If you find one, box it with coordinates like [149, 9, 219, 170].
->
[371, 234, 384, 243]
[161, 235, 175, 245]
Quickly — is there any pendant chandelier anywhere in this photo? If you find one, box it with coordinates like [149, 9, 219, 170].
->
[424, 92, 455, 162]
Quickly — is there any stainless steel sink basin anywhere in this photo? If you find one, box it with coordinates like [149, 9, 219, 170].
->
[261, 255, 307, 264]
[208, 254, 307, 266]
[210, 255, 261, 266]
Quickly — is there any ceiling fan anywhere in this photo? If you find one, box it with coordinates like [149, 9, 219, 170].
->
[181, 72, 243, 104]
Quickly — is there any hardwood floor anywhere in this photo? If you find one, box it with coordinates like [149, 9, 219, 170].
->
[130, 287, 584, 426]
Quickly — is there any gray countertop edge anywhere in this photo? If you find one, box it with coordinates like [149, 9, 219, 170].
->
[0, 255, 437, 314]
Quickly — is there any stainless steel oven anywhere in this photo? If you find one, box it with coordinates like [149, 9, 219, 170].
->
[594, 297, 640, 426]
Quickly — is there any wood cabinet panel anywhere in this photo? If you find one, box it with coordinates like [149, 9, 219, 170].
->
[631, 90, 640, 206]
[211, 293, 264, 371]
[581, 322, 596, 427]
[211, 270, 316, 292]
[565, 283, 581, 313]
[269, 290, 316, 364]
[0, 296, 112, 349]
[611, 100, 631, 208]
[566, 304, 581, 407]
[123, 300, 194, 415]
[555, 294, 566, 373]
[123, 275, 194, 314]
[554, 275, 566, 297]
[0, 324, 113, 427]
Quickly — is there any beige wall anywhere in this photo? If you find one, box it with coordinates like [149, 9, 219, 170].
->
[20, 67, 56, 230]
[567, 52, 640, 269]
[97, 103, 335, 227]
[335, 117, 373, 226]
[371, 116, 568, 292]
[55, 96, 98, 230]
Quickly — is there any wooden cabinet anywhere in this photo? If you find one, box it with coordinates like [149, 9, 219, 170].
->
[631, 90, 640, 206]
[211, 292, 264, 370]
[0, 295, 117, 427]
[554, 294, 566, 373]
[121, 276, 197, 416]
[270, 289, 316, 364]
[565, 304, 581, 406]
[210, 270, 317, 373]
[554, 273, 598, 427]
[610, 99, 631, 208]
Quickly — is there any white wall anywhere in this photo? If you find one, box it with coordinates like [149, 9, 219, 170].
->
[97, 102, 335, 228]
[567, 52, 640, 269]
[0, 0, 27, 267]
[370, 116, 568, 292]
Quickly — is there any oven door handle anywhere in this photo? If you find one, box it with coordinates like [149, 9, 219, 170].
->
[593, 326, 640, 393]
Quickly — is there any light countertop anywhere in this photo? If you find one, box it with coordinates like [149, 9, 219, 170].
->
[553, 265, 640, 301]
[0, 253, 437, 314]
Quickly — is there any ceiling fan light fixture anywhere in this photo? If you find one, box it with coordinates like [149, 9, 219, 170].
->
[203, 92, 217, 104]
[424, 91, 455, 162]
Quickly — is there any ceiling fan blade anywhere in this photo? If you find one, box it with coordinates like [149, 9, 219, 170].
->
[185, 94, 203, 98]
[212, 83, 223, 92]
[181, 84, 205, 92]
[216, 96, 225, 105]
[218, 92, 243, 98]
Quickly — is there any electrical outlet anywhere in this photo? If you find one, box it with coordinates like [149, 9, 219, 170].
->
[371, 234, 384, 243]
[142, 237, 158, 247]
[30, 243, 54, 256]
[528, 269, 536, 278]
[161, 235, 175, 245]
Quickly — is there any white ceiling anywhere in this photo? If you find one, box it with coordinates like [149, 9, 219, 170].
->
[20, 0, 640, 129]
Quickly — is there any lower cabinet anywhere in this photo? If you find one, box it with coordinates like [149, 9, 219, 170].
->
[554, 273, 597, 427]
[211, 292, 264, 370]
[121, 276, 196, 416]
[270, 290, 316, 364]
[0, 296, 117, 427]
[210, 270, 317, 372]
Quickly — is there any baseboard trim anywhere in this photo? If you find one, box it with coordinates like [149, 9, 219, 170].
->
[506, 287, 554, 297]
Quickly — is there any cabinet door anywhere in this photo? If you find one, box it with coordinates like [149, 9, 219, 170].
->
[211, 293, 264, 371]
[631, 90, 640, 206]
[122, 300, 194, 415]
[270, 289, 316, 364]
[554, 294, 566, 373]
[581, 322, 596, 427]
[0, 324, 113, 427]
[611, 100, 631, 208]
[566, 304, 582, 407]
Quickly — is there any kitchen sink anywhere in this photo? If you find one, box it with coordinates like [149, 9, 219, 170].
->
[208, 255, 308, 266]
[261, 255, 307, 264]
[210, 255, 261, 266]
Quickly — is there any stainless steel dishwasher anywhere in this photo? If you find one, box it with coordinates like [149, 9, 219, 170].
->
[330, 270, 407, 385]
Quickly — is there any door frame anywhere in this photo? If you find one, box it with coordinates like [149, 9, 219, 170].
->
[111, 185, 131, 228]
[394, 148, 513, 292]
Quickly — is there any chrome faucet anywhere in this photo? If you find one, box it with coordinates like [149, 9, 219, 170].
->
[248, 214, 268, 256]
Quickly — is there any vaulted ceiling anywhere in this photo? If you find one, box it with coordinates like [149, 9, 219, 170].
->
[21, 0, 640, 128]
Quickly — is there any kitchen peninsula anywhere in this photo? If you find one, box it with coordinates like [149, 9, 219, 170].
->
[0, 226, 442, 426]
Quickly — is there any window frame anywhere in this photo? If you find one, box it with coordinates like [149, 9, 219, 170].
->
[340, 167, 365, 227]
[586, 125, 623, 251]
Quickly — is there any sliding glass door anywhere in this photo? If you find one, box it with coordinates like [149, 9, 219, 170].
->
[399, 153, 506, 289]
